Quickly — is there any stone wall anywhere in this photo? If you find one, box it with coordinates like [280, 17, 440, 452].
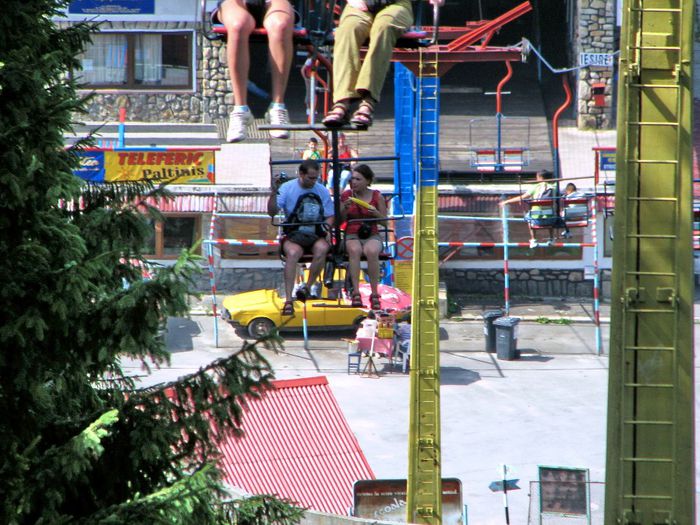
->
[193, 266, 612, 300]
[576, 0, 617, 129]
[441, 268, 612, 300]
[194, 267, 284, 293]
[73, 21, 231, 123]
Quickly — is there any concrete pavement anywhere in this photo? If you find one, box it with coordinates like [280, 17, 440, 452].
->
[121, 307, 699, 525]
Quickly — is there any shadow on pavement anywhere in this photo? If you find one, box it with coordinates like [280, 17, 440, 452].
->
[440, 367, 481, 386]
[165, 317, 201, 353]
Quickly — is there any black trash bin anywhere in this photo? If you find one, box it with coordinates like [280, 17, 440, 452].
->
[482, 310, 504, 353]
[494, 317, 521, 360]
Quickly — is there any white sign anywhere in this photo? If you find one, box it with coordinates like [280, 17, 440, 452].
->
[579, 53, 615, 67]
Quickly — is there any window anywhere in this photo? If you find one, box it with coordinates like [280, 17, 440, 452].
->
[145, 215, 200, 258]
[77, 32, 192, 89]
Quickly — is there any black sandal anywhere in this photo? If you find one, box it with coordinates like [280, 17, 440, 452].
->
[351, 293, 364, 307]
[369, 293, 381, 310]
[350, 98, 375, 128]
[323, 101, 350, 128]
[282, 300, 295, 316]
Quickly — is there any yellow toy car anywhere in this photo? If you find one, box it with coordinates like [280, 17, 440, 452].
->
[221, 275, 411, 338]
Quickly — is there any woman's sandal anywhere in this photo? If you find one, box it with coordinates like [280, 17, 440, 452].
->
[323, 102, 350, 128]
[282, 300, 295, 316]
[369, 293, 381, 310]
[350, 99, 375, 128]
[351, 293, 364, 308]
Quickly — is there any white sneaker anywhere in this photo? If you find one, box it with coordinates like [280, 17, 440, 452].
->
[529, 239, 538, 249]
[309, 282, 321, 299]
[266, 105, 290, 139]
[226, 107, 253, 143]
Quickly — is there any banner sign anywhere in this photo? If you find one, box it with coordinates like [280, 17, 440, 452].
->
[74, 149, 106, 181]
[68, 0, 155, 14]
[74, 149, 215, 184]
[353, 479, 463, 524]
[579, 53, 614, 67]
[599, 150, 616, 171]
[538, 466, 589, 516]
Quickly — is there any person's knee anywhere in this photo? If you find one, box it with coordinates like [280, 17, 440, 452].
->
[264, 11, 293, 37]
[336, 13, 369, 40]
[313, 240, 330, 257]
[372, 10, 410, 37]
[347, 246, 362, 261]
[364, 244, 381, 259]
[224, 11, 255, 36]
[284, 244, 303, 262]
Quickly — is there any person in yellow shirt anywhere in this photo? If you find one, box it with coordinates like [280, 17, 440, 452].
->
[302, 137, 322, 160]
[499, 170, 558, 248]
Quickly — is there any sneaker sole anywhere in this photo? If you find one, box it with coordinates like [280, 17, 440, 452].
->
[227, 117, 253, 143]
[269, 130, 290, 139]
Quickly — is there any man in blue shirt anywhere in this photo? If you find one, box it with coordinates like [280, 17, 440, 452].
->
[268, 160, 335, 315]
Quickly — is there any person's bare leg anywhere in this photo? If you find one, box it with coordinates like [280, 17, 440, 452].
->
[346, 240, 363, 293]
[528, 224, 537, 242]
[363, 240, 382, 295]
[220, 0, 255, 106]
[263, 0, 294, 103]
[307, 238, 330, 287]
[283, 243, 303, 300]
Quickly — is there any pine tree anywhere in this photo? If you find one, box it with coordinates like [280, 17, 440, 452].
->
[0, 2, 303, 523]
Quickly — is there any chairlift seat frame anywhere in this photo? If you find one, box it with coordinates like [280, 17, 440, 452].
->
[471, 147, 529, 172]
[524, 196, 592, 230]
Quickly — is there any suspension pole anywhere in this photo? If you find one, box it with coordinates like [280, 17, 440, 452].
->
[502, 205, 510, 316]
[592, 194, 601, 355]
[207, 197, 220, 347]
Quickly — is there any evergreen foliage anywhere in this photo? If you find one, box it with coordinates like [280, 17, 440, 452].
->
[0, 2, 304, 523]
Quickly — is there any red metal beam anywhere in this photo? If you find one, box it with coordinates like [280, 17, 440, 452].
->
[392, 46, 524, 63]
[392, 47, 525, 77]
[446, 1, 533, 52]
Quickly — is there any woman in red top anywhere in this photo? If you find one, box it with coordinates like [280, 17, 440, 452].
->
[339, 164, 387, 309]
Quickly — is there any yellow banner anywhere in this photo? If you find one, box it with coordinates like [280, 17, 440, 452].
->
[104, 150, 215, 184]
[393, 260, 413, 296]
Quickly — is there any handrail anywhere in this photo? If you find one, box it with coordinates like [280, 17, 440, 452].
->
[200, 0, 220, 41]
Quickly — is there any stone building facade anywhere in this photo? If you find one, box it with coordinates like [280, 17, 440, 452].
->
[63, 2, 623, 131]
[61, 20, 231, 123]
[574, 0, 618, 129]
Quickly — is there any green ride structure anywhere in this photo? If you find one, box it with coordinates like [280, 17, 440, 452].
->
[604, 0, 696, 523]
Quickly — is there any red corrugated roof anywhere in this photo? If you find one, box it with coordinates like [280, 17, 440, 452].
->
[216, 376, 375, 515]
[142, 194, 269, 213]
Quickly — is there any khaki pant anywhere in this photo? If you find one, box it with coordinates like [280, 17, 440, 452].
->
[332, 0, 413, 103]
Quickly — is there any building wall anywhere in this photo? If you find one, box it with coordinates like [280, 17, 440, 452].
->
[192, 266, 611, 300]
[74, 22, 231, 123]
[61, 1, 619, 130]
[575, 0, 618, 129]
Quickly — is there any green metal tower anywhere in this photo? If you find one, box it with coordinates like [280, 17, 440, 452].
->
[605, 0, 696, 523]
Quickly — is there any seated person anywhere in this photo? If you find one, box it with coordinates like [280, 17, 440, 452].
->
[268, 160, 334, 315]
[302, 137, 321, 160]
[327, 132, 358, 191]
[323, 0, 444, 129]
[218, 0, 294, 142]
[339, 164, 387, 310]
[499, 170, 559, 248]
[562, 182, 588, 221]
[395, 311, 411, 354]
